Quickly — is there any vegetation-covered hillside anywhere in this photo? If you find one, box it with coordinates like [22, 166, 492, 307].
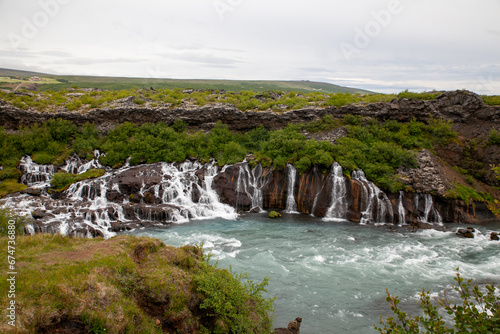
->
[0, 116, 458, 194]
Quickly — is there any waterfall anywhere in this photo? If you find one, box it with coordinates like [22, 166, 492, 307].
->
[284, 164, 298, 214]
[18, 156, 56, 187]
[416, 193, 443, 225]
[352, 169, 394, 224]
[398, 191, 406, 225]
[62, 150, 103, 174]
[1, 159, 237, 239]
[236, 162, 268, 212]
[323, 162, 348, 221]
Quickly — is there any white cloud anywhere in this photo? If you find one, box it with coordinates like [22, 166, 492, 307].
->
[0, 0, 498, 94]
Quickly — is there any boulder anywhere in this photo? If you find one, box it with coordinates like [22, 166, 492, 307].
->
[21, 187, 42, 196]
[274, 317, 302, 334]
[456, 227, 475, 238]
[269, 211, 282, 218]
[491, 232, 499, 241]
[31, 208, 47, 219]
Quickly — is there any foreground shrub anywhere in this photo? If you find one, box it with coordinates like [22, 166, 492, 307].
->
[376, 269, 500, 333]
[0, 208, 30, 236]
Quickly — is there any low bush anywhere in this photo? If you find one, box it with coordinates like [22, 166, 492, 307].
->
[0, 208, 31, 236]
[488, 129, 500, 145]
[376, 269, 500, 333]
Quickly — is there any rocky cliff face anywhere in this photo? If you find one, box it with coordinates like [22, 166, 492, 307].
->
[1, 91, 499, 134]
[213, 162, 497, 226]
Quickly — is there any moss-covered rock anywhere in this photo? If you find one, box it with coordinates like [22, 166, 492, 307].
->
[269, 211, 282, 218]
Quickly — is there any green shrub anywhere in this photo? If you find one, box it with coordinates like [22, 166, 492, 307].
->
[488, 129, 500, 145]
[172, 119, 187, 133]
[217, 142, 246, 166]
[376, 269, 500, 333]
[0, 167, 21, 181]
[397, 90, 440, 100]
[194, 264, 273, 334]
[302, 115, 342, 133]
[0, 208, 31, 236]
[343, 114, 363, 125]
[47, 118, 77, 142]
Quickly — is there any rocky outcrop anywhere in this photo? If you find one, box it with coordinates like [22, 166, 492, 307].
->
[397, 149, 451, 196]
[456, 227, 475, 238]
[274, 317, 302, 334]
[1, 91, 499, 133]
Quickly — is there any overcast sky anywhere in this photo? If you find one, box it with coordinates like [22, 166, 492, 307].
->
[0, 0, 499, 94]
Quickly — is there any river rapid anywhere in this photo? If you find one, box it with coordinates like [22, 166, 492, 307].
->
[125, 214, 500, 333]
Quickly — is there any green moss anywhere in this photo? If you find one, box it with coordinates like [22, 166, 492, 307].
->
[0, 179, 26, 198]
[445, 183, 488, 206]
[51, 169, 106, 191]
[268, 211, 282, 218]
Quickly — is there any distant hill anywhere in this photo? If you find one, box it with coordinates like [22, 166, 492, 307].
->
[0, 67, 373, 94]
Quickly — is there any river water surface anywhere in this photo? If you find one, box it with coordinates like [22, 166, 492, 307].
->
[126, 214, 500, 333]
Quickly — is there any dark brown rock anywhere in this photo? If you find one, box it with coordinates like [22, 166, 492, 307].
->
[274, 317, 302, 334]
[491, 232, 499, 241]
[31, 208, 47, 219]
[21, 187, 42, 196]
[456, 228, 475, 238]
[347, 211, 362, 223]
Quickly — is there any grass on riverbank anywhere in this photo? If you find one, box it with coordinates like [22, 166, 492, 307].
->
[0, 234, 274, 333]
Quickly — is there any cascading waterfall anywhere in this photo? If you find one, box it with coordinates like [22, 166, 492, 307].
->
[18, 156, 56, 187]
[2, 154, 452, 237]
[2, 157, 237, 238]
[62, 150, 103, 174]
[352, 169, 394, 224]
[398, 191, 406, 225]
[236, 162, 268, 212]
[323, 162, 348, 221]
[284, 164, 298, 214]
[416, 193, 443, 225]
